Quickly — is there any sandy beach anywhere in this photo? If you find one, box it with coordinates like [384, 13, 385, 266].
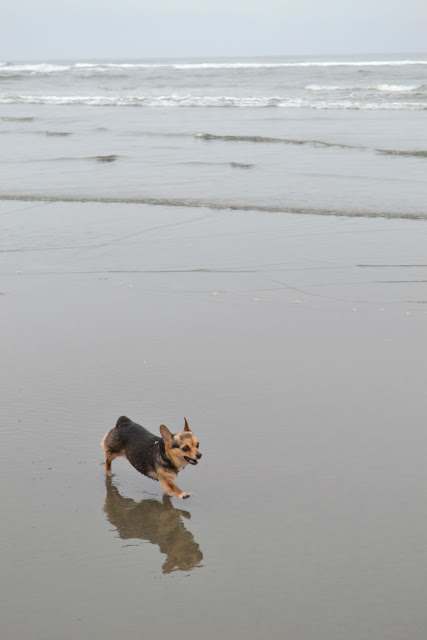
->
[1, 197, 427, 639]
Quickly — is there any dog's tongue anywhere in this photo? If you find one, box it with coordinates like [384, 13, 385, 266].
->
[188, 459, 197, 465]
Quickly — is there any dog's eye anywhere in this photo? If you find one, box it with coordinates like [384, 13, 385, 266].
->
[196, 442, 199, 448]
[182, 446, 190, 452]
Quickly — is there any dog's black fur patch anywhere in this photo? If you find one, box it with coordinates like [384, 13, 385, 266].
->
[108, 415, 178, 476]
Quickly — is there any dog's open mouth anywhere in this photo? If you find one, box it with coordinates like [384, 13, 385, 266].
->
[184, 456, 198, 465]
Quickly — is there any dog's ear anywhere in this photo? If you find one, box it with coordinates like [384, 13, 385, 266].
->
[160, 424, 173, 446]
[184, 417, 191, 432]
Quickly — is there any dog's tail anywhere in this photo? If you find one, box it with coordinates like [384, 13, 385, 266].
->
[101, 416, 130, 453]
[115, 415, 130, 428]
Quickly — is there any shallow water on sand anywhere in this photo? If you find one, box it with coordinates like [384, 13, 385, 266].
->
[1, 201, 427, 639]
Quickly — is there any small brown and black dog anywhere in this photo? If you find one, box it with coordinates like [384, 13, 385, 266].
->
[101, 416, 201, 498]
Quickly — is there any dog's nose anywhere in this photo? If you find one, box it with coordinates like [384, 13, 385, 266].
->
[196, 452, 202, 460]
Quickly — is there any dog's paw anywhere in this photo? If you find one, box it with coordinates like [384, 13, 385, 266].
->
[180, 492, 191, 499]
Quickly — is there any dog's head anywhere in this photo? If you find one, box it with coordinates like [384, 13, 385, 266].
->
[160, 418, 202, 470]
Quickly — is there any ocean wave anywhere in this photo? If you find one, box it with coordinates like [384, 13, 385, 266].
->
[1, 59, 427, 73]
[0, 193, 425, 220]
[197, 133, 427, 158]
[73, 62, 166, 69]
[306, 83, 421, 92]
[0, 94, 426, 110]
[43, 131, 72, 136]
[0, 116, 35, 121]
[376, 84, 419, 92]
[0, 63, 71, 73]
[377, 149, 427, 158]
[94, 154, 119, 163]
[305, 85, 341, 91]
[196, 132, 360, 150]
[172, 60, 427, 69]
[0, 94, 284, 107]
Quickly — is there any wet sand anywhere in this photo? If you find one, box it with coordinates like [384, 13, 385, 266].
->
[1, 200, 427, 639]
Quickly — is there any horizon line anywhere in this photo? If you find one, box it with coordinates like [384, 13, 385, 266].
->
[1, 50, 427, 64]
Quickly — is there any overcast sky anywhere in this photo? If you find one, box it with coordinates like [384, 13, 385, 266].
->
[1, 0, 426, 61]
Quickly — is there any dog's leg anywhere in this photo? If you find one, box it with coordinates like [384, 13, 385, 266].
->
[101, 430, 125, 476]
[104, 451, 122, 475]
[157, 469, 190, 499]
[104, 454, 114, 475]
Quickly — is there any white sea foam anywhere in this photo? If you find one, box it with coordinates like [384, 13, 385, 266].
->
[306, 85, 341, 91]
[1, 94, 426, 110]
[73, 62, 165, 69]
[0, 63, 71, 73]
[0, 94, 282, 107]
[306, 83, 421, 92]
[1, 59, 427, 73]
[376, 84, 418, 92]
[172, 60, 427, 69]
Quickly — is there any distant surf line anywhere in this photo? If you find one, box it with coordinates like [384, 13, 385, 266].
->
[1, 59, 427, 72]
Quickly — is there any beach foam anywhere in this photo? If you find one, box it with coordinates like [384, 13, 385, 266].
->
[1, 94, 426, 110]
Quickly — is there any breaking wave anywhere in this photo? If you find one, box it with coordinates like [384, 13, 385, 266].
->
[376, 84, 420, 92]
[306, 84, 421, 92]
[1, 94, 426, 110]
[1, 59, 427, 74]
[0, 63, 70, 73]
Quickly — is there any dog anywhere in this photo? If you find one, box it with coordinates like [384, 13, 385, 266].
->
[101, 416, 201, 498]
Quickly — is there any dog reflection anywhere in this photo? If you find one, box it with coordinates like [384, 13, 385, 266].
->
[104, 478, 203, 573]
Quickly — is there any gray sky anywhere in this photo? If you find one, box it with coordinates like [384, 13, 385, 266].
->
[1, 0, 426, 60]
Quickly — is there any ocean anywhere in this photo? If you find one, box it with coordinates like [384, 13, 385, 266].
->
[2, 53, 427, 640]
[1, 53, 426, 218]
